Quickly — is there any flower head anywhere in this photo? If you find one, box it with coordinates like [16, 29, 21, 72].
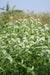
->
[10, 16, 13, 19]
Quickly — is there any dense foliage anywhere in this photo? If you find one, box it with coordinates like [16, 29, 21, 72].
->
[0, 17, 50, 75]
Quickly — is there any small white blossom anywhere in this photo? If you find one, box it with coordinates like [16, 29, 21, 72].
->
[11, 38, 16, 42]
[16, 38, 20, 43]
[26, 45, 30, 48]
[39, 37, 45, 41]
[30, 35, 34, 39]
[2, 50, 7, 55]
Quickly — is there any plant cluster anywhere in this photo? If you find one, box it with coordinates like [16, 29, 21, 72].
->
[0, 17, 50, 75]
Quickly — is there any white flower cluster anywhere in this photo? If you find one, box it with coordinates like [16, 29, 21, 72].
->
[0, 17, 50, 64]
